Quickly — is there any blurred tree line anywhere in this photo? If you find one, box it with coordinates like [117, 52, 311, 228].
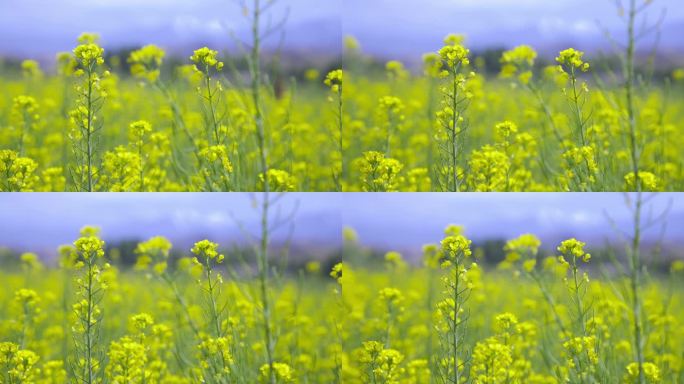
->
[0, 240, 341, 277]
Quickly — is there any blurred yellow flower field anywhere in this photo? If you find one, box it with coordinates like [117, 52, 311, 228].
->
[341, 226, 684, 384]
[341, 36, 684, 192]
[0, 32, 341, 192]
[2, 218, 681, 383]
[0, 227, 341, 383]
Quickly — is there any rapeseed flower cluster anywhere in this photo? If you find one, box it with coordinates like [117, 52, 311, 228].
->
[324, 69, 343, 93]
[190, 47, 224, 72]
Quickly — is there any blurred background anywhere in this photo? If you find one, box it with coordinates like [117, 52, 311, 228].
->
[344, 193, 681, 248]
[342, 193, 684, 270]
[0, 0, 341, 58]
[0, 193, 682, 271]
[343, 0, 683, 65]
[0, 193, 342, 269]
[0, 0, 342, 74]
[1, 0, 681, 73]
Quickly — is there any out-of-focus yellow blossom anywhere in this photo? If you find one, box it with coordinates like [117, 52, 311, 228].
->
[624, 171, 658, 191]
[258, 169, 296, 192]
[128, 44, 165, 83]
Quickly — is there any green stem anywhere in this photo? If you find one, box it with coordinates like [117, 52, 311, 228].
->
[630, 192, 645, 384]
[258, 191, 276, 384]
[450, 70, 459, 192]
[84, 256, 95, 383]
[337, 87, 343, 191]
[530, 271, 567, 335]
[626, 0, 640, 192]
[85, 64, 94, 192]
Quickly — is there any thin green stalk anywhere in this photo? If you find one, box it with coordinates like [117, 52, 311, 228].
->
[449, 69, 460, 192]
[85, 63, 95, 192]
[530, 271, 567, 335]
[19, 302, 29, 349]
[385, 302, 394, 348]
[626, 0, 640, 192]
[247, 1, 275, 379]
[160, 273, 200, 336]
[83, 256, 95, 384]
[336, 86, 343, 191]
[385, 110, 393, 158]
[258, 191, 276, 384]
[138, 139, 145, 192]
[18, 110, 29, 157]
[252, 0, 269, 188]
[630, 192, 645, 384]
[451, 261, 461, 384]
[62, 268, 71, 372]
[202, 256, 230, 381]
[203, 64, 221, 145]
[204, 256, 223, 339]
[623, 3, 644, 379]
[568, 67, 587, 146]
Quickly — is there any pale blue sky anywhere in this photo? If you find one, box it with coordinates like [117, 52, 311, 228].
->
[343, 0, 683, 61]
[342, 193, 683, 254]
[0, 0, 680, 64]
[0, 193, 681, 261]
[0, 193, 343, 257]
[0, 0, 342, 61]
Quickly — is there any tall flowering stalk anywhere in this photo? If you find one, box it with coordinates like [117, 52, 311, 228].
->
[624, 0, 641, 194]
[627, 192, 646, 384]
[555, 49, 596, 191]
[191, 240, 226, 341]
[324, 69, 343, 190]
[190, 47, 226, 146]
[71, 226, 108, 384]
[618, 1, 661, 380]
[555, 49, 591, 145]
[329, 262, 344, 383]
[557, 239, 592, 333]
[69, 35, 107, 192]
[436, 225, 474, 383]
[190, 48, 234, 191]
[190, 240, 234, 383]
[244, 2, 278, 380]
[556, 239, 600, 383]
[435, 35, 472, 191]
[247, 0, 269, 192]
[257, 192, 276, 384]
